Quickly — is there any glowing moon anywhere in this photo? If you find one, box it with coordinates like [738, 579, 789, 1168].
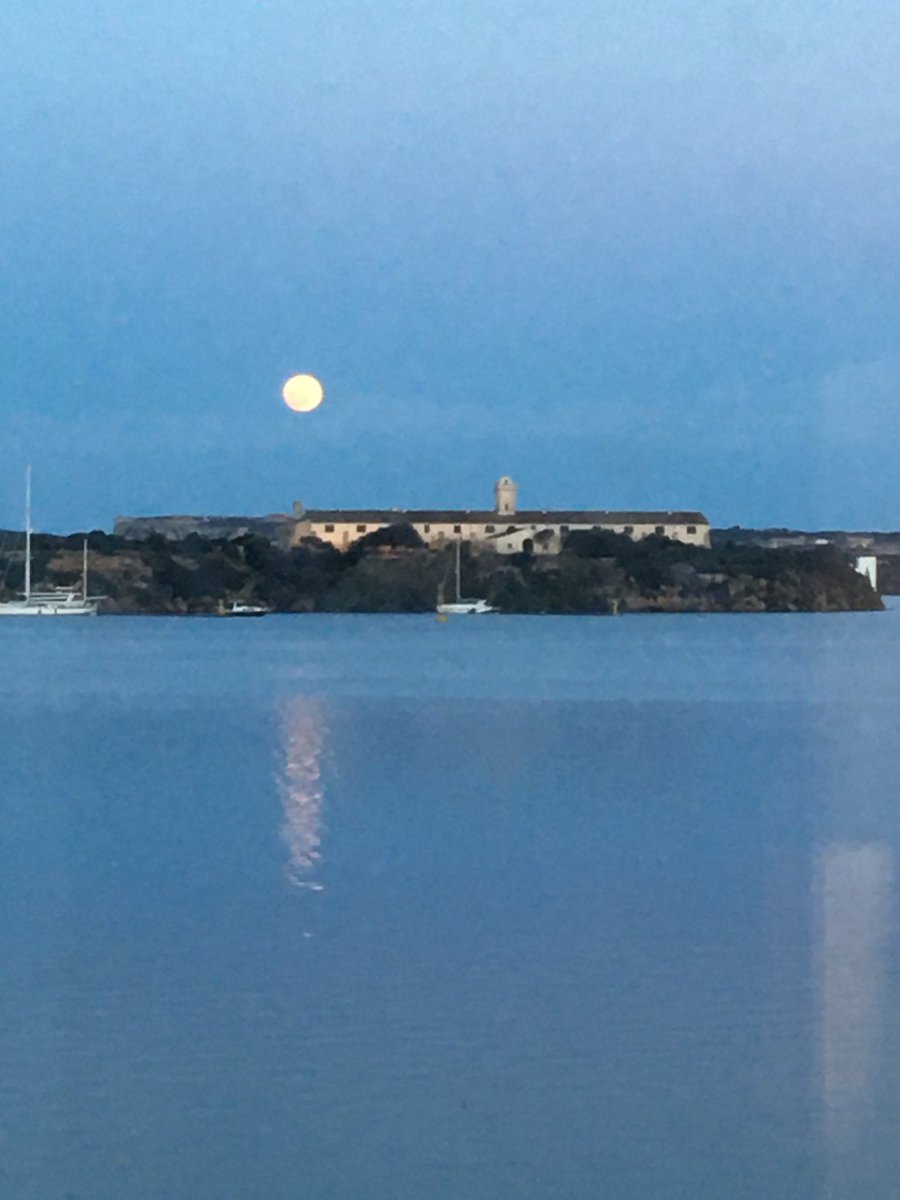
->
[282, 374, 324, 413]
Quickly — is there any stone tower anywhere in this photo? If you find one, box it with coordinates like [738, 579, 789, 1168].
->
[494, 475, 517, 516]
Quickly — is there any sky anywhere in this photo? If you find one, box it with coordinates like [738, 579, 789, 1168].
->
[2, 0, 900, 531]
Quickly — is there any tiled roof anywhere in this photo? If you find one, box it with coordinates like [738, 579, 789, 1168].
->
[301, 508, 709, 525]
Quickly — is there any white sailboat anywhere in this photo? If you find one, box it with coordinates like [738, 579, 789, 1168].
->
[0, 468, 101, 616]
[218, 600, 271, 617]
[436, 538, 496, 615]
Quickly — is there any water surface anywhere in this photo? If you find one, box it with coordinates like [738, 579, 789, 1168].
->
[2, 607, 900, 1199]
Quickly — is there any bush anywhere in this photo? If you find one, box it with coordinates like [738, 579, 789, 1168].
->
[345, 522, 426, 563]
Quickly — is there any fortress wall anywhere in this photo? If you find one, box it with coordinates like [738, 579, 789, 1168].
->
[113, 515, 294, 544]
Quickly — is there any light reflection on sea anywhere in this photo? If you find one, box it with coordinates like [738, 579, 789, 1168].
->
[278, 696, 326, 892]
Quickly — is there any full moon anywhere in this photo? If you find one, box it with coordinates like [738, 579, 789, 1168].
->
[282, 374, 324, 413]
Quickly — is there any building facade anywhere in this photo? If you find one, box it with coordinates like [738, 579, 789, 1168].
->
[292, 478, 711, 553]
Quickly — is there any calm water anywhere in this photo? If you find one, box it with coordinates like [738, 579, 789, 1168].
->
[3, 607, 900, 1200]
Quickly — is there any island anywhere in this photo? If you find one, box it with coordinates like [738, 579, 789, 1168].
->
[0, 525, 882, 615]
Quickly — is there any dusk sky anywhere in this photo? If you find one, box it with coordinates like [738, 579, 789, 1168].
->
[2, 1, 899, 531]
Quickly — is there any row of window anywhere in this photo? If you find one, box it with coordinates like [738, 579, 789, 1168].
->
[318, 521, 698, 537]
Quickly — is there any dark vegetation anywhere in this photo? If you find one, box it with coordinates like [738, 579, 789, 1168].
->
[711, 526, 900, 595]
[0, 524, 882, 614]
[877, 556, 900, 595]
[553, 530, 881, 613]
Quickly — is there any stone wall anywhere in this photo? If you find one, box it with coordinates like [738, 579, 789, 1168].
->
[113, 514, 294, 544]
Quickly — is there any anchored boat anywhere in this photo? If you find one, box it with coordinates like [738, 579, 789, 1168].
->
[218, 600, 271, 617]
[436, 538, 496, 616]
[0, 468, 101, 616]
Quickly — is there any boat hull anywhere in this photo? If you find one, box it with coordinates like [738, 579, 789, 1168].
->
[219, 603, 271, 617]
[436, 600, 497, 615]
[0, 603, 99, 617]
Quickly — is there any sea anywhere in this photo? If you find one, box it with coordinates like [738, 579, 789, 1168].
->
[2, 605, 900, 1200]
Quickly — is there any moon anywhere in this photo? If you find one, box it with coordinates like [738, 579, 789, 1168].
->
[282, 374, 324, 413]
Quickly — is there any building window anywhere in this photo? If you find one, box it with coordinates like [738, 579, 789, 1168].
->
[624, 525, 634, 534]
[324, 524, 334, 533]
[423, 523, 430, 533]
[655, 525, 665, 536]
[356, 524, 366, 533]
[453, 524, 461, 533]
[486, 524, 495, 533]
[687, 525, 697, 534]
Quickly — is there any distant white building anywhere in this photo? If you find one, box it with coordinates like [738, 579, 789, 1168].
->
[854, 555, 878, 590]
[291, 477, 711, 553]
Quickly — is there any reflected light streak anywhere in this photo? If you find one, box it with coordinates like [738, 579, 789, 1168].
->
[816, 842, 892, 1195]
[277, 697, 327, 890]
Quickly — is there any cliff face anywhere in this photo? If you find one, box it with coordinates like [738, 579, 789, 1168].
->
[0, 528, 882, 615]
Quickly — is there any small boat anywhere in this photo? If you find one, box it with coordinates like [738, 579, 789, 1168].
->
[437, 598, 496, 615]
[0, 469, 101, 617]
[219, 601, 270, 617]
[436, 539, 496, 616]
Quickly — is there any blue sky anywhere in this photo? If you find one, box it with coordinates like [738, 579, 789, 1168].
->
[2, 0, 899, 531]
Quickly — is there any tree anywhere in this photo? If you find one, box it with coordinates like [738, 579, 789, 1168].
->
[346, 522, 425, 561]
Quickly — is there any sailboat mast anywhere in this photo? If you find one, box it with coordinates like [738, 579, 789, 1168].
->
[24, 465, 32, 602]
[82, 537, 88, 602]
[455, 537, 461, 603]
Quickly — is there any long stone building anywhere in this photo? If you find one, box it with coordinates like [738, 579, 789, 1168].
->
[114, 477, 710, 553]
[291, 477, 710, 554]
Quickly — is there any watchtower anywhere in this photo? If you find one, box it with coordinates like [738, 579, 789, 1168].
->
[494, 476, 517, 516]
